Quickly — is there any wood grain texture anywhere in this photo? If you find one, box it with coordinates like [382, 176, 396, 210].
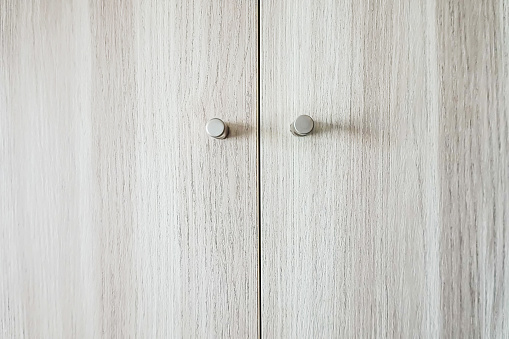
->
[261, 0, 509, 337]
[0, 1, 258, 337]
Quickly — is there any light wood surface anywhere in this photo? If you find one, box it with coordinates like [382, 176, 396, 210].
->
[0, 1, 258, 337]
[261, 0, 509, 337]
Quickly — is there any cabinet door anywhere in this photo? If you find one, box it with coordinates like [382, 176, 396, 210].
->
[0, 1, 258, 337]
[261, 0, 508, 337]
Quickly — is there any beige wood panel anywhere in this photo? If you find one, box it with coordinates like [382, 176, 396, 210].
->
[0, 1, 258, 337]
[261, 0, 508, 337]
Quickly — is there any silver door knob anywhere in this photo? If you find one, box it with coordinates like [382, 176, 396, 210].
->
[206, 118, 229, 139]
[290, 115, 314, 136]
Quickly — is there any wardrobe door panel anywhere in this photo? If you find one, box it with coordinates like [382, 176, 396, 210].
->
[261, 0, 508, 337]
[0, 1, 258, 337]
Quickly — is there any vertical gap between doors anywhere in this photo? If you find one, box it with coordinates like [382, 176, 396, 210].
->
[257, 0, 262, 337]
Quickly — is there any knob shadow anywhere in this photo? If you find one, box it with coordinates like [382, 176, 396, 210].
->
[312, 119, 387, 145]
[226, 122, 252, 139]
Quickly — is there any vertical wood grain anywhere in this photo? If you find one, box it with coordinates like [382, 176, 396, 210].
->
[261, 0, 508, 337]
[438, 1, 509, 337]
[0, 1, 258, 337]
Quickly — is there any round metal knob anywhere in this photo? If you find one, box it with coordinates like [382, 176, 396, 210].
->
[206, 118, 229, 139]
[290, 115, 314, 136]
